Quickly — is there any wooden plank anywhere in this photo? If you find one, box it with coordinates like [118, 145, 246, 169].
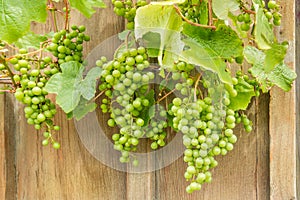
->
[3, 94, 18, 200]
[155, 95, 269, 199]
[0, 94, 5, 199]
[255, 94, 270, 200]
[295, 0, 300, 199]
[269, 0, 297, 199]
[14, 1, 128, 199]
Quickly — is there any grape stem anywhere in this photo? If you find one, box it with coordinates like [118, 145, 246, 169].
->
[0, 78, 12, 85]
[47, 1, 58, 32]
[194, 73, 202, 102]
[89, 90, 106, 103]
[0, 56, 17, 88]
[242, 7, 256, 15]
[64, 0, 70, 30]
[156, 88, 175, 103]
[0, 89, 13, 93]
[208, 0, 213, 26]
[173, 5, 216, 30]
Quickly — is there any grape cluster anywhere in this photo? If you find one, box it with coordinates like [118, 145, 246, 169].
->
[97, 47, 168, 164]
[10, 50, 61, 149]
[179, 0, 207, 24]
[111, 0, 147, 30]
[161, 61, 255, 193]
[264, 0, 282, 26]
[47, 25, 90, 64]
[237, 12, 253, 32]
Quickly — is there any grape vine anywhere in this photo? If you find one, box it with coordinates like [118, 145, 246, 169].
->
[0, 0, 296, 194]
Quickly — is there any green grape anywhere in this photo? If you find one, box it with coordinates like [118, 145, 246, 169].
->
[53, 142, 61, 149]
[241, 23, 250, 31]
[268, 1, 277, 9]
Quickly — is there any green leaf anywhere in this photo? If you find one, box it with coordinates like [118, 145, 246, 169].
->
[229, 92, 255, 111]
[14, 32, 48, 49]
[118, 30, 131, 41]
[81, 67, 103, 100]
[264, 43, 287, 72]
[229, 78, 256, 110]
[44, 61, 102, 113]
[139, 90, 155, 126]
[253, 2, 275, 49]
[140, 32, 161, 57]
[199, 1, 208, 25]
[244, 46, 297, 92]
[73, 98, 97, 120]
[69, 0, 106, 18]
[0, 0, 47, 43]
[212, 0, 239, 20]
[135, 4, 184, 76]
[151, 0, 186, 5]
[181, 24, 243, 84]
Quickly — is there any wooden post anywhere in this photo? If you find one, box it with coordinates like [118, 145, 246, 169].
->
[269, 0, 297, 199]
[0, 95, 5, 199]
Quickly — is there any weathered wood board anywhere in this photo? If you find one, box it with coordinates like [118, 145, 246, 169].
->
[0, 0, 298, 199]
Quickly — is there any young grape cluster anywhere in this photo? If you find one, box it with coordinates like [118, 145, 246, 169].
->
[164, 62, 254, 193]
[7, 25, 90, 149]
[179, 0, 208, 24]
[97, 47, 168, 164]
[111, 0, 147, 30]
[47, 25, 90, 64]
[264, 0, 282, 26]
[10, 50, 61, 149]
[237, 12, 253, 32]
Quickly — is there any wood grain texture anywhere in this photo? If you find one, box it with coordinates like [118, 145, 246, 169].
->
[269, 0, 297, 199]
[295, 0, 300, 199]
[1, 0, 297, 199]
[3, 94, 18, 200]
[155, 95, 269, 200]
[0, 95, 5, 199]
[14, 1, 127, 200]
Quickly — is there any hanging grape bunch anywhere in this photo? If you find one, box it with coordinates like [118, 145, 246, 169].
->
[0, 0, 296, 195]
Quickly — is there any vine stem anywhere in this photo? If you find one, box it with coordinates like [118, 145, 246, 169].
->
[157, 88, 175, 103]
[0, 89, 12, 93]
[0, 78, 13, 85]
[194, 73, 202, 102]
[242, 7, 256, 15]
[64, 0, 70, 30]
[208, 0, 213, 26]
[0, 56, 17, 88]
[173, 5, 216, 30]
[48, 1, 58, 32]
[89, 90, 105, 103]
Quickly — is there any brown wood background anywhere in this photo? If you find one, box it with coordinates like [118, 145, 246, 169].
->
[0, 0, 298, 199]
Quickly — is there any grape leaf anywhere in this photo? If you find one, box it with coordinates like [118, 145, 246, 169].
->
[135, 4, 184, 76]
[14, 32, 48, 49]
[69, 0, 106, 18]
[244, 46, 296, 92]
[0, 0, 47, 43]
[199, 1, 208, 25]
[229, 92, 255, 111]
[139, 90, 155, 126]
[212, 0, 239, 20]
[181, 24, 243, 84]
[80, 67, 103, 100]
[264, 43, 287, 72]
[118, 30, 131, 41]
[151, 0, 185, 5]
[253, 2, 275, 49]
[229, 79, 256, 110]
[44, 61, 102, 113]
[72, 98, 97, 120]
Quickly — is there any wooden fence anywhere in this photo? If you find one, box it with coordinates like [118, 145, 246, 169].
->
[0, 0, 299, 199]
